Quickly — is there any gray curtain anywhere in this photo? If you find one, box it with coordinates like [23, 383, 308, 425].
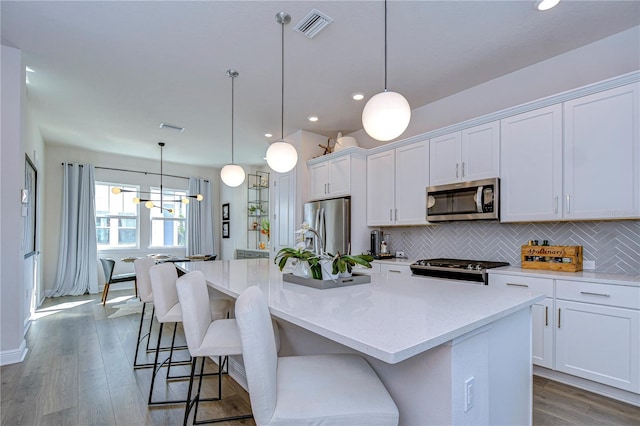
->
[52, 163, 98, 296]
[187, 178, 215, 256]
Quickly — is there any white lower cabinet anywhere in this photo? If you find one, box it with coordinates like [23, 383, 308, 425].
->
[491, 273, 640, 395]
[555, 280, 640, 393]
[489, 274, 554, 368]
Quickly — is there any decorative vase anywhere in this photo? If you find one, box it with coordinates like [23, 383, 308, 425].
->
[320, 260, 339, 280]
[292, 260, 311, 279]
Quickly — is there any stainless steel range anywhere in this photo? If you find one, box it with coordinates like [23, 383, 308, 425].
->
[410, 258, 509, 285]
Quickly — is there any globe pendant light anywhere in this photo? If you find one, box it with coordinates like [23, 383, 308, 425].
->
[265, 12, 298, 173]
[362, 0, 411, 142]
[221, 69, 246, 187]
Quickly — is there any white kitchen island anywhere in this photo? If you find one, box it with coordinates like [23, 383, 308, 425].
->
[177, 258, 545, 425]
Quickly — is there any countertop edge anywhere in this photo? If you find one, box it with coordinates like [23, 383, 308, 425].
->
[488, 266, 640, 286]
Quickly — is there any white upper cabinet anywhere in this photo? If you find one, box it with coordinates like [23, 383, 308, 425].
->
[501, 83, 639, 222]
[500, 104, 563, 222]
[367, 140, 429, 226]
[309, 155, 351, 200]
[563, 83, 639, 220]
[429, 121, 500, 186]
[366, 150, 395, 226]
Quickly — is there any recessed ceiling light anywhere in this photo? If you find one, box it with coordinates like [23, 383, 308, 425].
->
[535, 0, 560, 11]
[264, 133, 273, 138]
[352, 93, 365, 101]
[308, 116, 319, 122]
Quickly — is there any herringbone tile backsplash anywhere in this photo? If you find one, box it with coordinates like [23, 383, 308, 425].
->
[382, 221, 640, 275]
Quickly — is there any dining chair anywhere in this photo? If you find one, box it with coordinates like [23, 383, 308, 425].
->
[132, 257, 159, 369]
[235, 286, 399, 426]
[148, 263, 231, 405]
[177, 270, 253, 425]
[100, 258, 136, 305]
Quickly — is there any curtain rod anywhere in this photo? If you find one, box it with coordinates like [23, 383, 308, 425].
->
[61, 163, 209, 182]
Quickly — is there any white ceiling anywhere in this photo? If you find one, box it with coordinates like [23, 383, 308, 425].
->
[2, 1, 639, 167]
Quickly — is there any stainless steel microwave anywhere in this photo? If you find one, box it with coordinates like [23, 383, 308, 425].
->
[426, 178, 500, 222]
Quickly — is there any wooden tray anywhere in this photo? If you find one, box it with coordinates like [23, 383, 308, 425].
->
[521, 245, 583, 272]
[282, 273, 371, 289]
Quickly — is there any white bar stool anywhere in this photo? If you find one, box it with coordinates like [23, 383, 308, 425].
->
[235, 286, 399, 426]
[176, 270, 253, 425]
[132, 257, 164, 369]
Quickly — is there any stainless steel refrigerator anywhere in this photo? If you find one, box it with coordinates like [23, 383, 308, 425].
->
[303, 197, 350, 255]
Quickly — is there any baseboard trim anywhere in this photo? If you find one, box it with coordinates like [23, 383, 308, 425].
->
[534, 366, 640, 407]
[0, 339, 28, 366]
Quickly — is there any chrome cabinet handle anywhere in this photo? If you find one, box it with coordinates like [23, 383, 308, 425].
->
[580, 291, 610, 297]
[456, 163, 459, 178]
[462, 162, 465, 177]
[506, 283, 529, 288]
[545, 306, 549, 327]
[388, 269, 402, 273]
[558, 308, 561, 328]
[554, 196, 558, 214]
[389, 209, 393, 221]
[395, 209, 398, 221]
[566, 194, 571, 213]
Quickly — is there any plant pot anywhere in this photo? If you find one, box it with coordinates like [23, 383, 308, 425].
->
[320, 260, 339, 280]
[292, 260, 311, 279]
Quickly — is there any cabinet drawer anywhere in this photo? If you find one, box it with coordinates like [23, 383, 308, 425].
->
[556, 280, 640, 310]
[489, 274, 554, 296]
[379, 263, 411, 276]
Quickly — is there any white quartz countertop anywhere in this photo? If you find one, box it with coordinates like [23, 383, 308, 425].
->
[177, 259, 544, 364]
[489, 266, 640, 287]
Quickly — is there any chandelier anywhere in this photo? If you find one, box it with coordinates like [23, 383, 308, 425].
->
[111, 142, 203, 214]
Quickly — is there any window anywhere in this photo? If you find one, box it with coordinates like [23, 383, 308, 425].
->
[149, 187, 187, 248]
[95, 182, 139, 249]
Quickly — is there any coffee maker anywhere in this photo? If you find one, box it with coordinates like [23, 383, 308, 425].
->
[370, 230, 382, 257]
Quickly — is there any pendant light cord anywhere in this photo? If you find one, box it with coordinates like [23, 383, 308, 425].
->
[231, 72, 235, 164]
[280, 18, 285, 140]
[384, 0, 388, 91]
[159, 142, 164, 208]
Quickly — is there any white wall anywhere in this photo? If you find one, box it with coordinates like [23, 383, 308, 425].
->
[1, 45, 28, 365]
[42, 144, 221, 292]
[351, 26, 640, 148]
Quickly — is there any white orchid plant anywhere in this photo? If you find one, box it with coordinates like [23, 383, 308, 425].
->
[275, 222, 373, 280]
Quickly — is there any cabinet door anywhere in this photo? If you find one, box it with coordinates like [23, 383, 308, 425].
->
[461, 121, 500, 181]
[328, 156, 351, 197]
[531, 298, 554, 369]
[272, 172, 296, 254]
[429, 132, 461, 185]
[563, 83, 640, 220]
[395, 141, 429, 225]
[367, 150, 395, 226]
[500, 104, 563, 222]
[489, 274, 554, 368]
[556, 300, 639, 393]
[308, 162, 329, 200]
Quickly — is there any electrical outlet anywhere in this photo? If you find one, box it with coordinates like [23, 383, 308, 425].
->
[583, 260, 596, 270]
[395, 251, 405, 258]
[464, 377, 474, 412]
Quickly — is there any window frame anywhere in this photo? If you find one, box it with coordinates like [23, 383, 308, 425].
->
[148, 186, 188, 249]
[95, 181, 140, 250]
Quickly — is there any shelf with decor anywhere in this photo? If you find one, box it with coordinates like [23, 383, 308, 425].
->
[247, 171, 270, 250]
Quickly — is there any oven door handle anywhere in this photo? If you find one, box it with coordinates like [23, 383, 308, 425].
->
[476, 186, 484, 213]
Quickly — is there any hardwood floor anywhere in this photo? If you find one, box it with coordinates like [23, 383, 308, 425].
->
[2, 289, 639, 425]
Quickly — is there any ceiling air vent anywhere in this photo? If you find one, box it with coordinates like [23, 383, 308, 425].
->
[293, 9, 333, 39]
[159, 123, 185, 132]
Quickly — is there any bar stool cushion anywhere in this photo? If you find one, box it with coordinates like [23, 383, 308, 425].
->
[235, 286, 399, 426]
[134, 257, 155, 303]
